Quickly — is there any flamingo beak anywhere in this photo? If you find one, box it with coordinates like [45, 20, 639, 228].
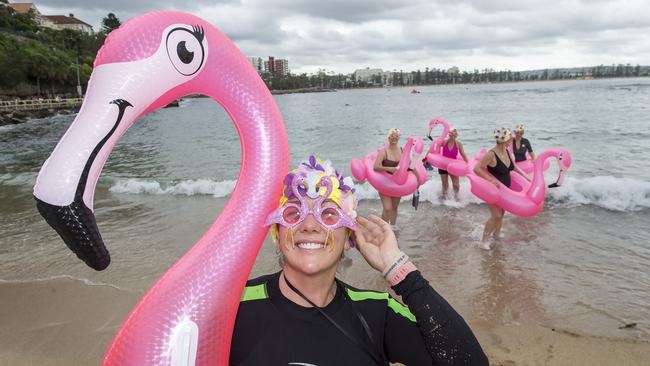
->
[33, 24, 209, 270]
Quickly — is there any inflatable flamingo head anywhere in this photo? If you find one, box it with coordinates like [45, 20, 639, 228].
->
[90, 11, 266, 113]
[409, 136, 424, 155]
[557, 148, 572, 171]
[34, 11, 287, 271]
[427, 116, 447, 135]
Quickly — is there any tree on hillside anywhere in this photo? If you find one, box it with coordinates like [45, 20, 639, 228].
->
[101, 13, 121, 35]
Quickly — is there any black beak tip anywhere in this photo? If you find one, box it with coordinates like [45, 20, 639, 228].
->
[87, 255, 111, 271]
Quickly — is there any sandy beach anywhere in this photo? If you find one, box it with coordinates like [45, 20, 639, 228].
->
[1, 275, 648, 366]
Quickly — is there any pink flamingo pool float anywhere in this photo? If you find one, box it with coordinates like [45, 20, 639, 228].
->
[350, 136, 427, 197]
[425, 116, 549, 174]
[424, 117, 466, 171]
[33, 11, 289, 366]
[447, 147, 572, 217]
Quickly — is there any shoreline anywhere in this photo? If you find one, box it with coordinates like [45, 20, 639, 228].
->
[0, 106, 79, 127]
[270, 87, 337, 95]
[3, 76, 648, 125]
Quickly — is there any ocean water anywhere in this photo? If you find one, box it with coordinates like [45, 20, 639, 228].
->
[1, 78, 649, 341]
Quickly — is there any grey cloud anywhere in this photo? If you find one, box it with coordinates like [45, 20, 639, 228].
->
[247, 0, 430, 23]
[36, 0, 236, 13]
[31, 0, 650, 73]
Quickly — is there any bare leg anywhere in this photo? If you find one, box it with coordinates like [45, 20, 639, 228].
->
[379, 193, 394, 224]
[440, 173, 449, 198]
[493, 208, 505, 239]
[480, 204, 501, 249]
[451, 175, 460, 199]
[391, 196, 401, 224]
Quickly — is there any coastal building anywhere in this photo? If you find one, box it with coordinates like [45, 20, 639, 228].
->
[42, 14, 93, 34]
[247, 57, 264, 73]
[264, 57, 290, 77]
[353, 67, 384, 83]
[7, 2, 47, 25]
[7, 3, 93, 33]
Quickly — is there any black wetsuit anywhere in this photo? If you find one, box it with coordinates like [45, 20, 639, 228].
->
[512, 138, 533, 163]
[230, 271, 488, 366]
[487, 150, 514, 188]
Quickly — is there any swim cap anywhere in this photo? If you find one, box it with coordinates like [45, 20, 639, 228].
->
[514, 124, 525, 133]
[387, 128, 401, 139]
[270, 155, 358, 241]
[494, 127, 511, 143]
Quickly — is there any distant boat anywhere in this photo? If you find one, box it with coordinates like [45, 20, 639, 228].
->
[410, 89, 421, 94]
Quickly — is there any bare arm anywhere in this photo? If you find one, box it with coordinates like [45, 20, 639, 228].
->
[457, 142, 469, 163]
[473, 151, 500, 188]
[374, 149, 396, 173]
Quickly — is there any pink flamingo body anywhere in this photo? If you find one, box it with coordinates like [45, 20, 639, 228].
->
[447, 148, 572, 217]
[33, 11, 289, 365]
[350, 136, 427, 197]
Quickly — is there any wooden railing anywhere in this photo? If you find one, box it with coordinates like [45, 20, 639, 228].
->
[0, 98, 83, 112]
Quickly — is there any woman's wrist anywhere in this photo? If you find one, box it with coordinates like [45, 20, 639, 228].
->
[387, 261, 417, 286]
[381, 251, 408, 278]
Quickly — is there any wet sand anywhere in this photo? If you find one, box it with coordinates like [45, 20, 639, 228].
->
[1, 276, 648, 366]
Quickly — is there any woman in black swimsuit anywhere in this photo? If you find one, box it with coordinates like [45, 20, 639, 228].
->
[372, 129, 403, 228]
[473, 127, 530, 249]
[512, 124, 535, 163]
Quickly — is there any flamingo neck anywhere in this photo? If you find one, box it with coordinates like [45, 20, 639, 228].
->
[430, 120, 449, 153]
[527, 150, 557, 204]
[397, 139, 414, 173]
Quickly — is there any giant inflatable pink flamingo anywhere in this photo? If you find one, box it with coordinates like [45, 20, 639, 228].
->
[33, 11, 289, 366]
[447, 147, 571, 217]
[350, 136, 427, 197]
[424, 116, 466, 171]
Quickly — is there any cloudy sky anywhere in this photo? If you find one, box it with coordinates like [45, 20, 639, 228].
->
[34, 0, 650, 74]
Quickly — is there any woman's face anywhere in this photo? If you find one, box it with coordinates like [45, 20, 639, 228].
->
[388, 134, 400, 145]
[495, 137, 510, 147]
[515, 130, 524, 138]
[277, 198, 349, 276]
[449, 129, 458, 139]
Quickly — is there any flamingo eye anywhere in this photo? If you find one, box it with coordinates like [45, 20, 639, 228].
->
[165, 26, 206, 76]
[559, 154, 564, 161]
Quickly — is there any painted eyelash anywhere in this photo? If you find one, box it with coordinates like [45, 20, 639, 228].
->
[192, 24, 205, 42]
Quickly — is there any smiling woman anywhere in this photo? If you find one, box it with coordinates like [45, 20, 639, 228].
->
[232, 155, 488, 366]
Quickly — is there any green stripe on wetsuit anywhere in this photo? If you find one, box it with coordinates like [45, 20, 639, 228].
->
[241, 283, 268, 302]
[346, 288, 416, 322]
